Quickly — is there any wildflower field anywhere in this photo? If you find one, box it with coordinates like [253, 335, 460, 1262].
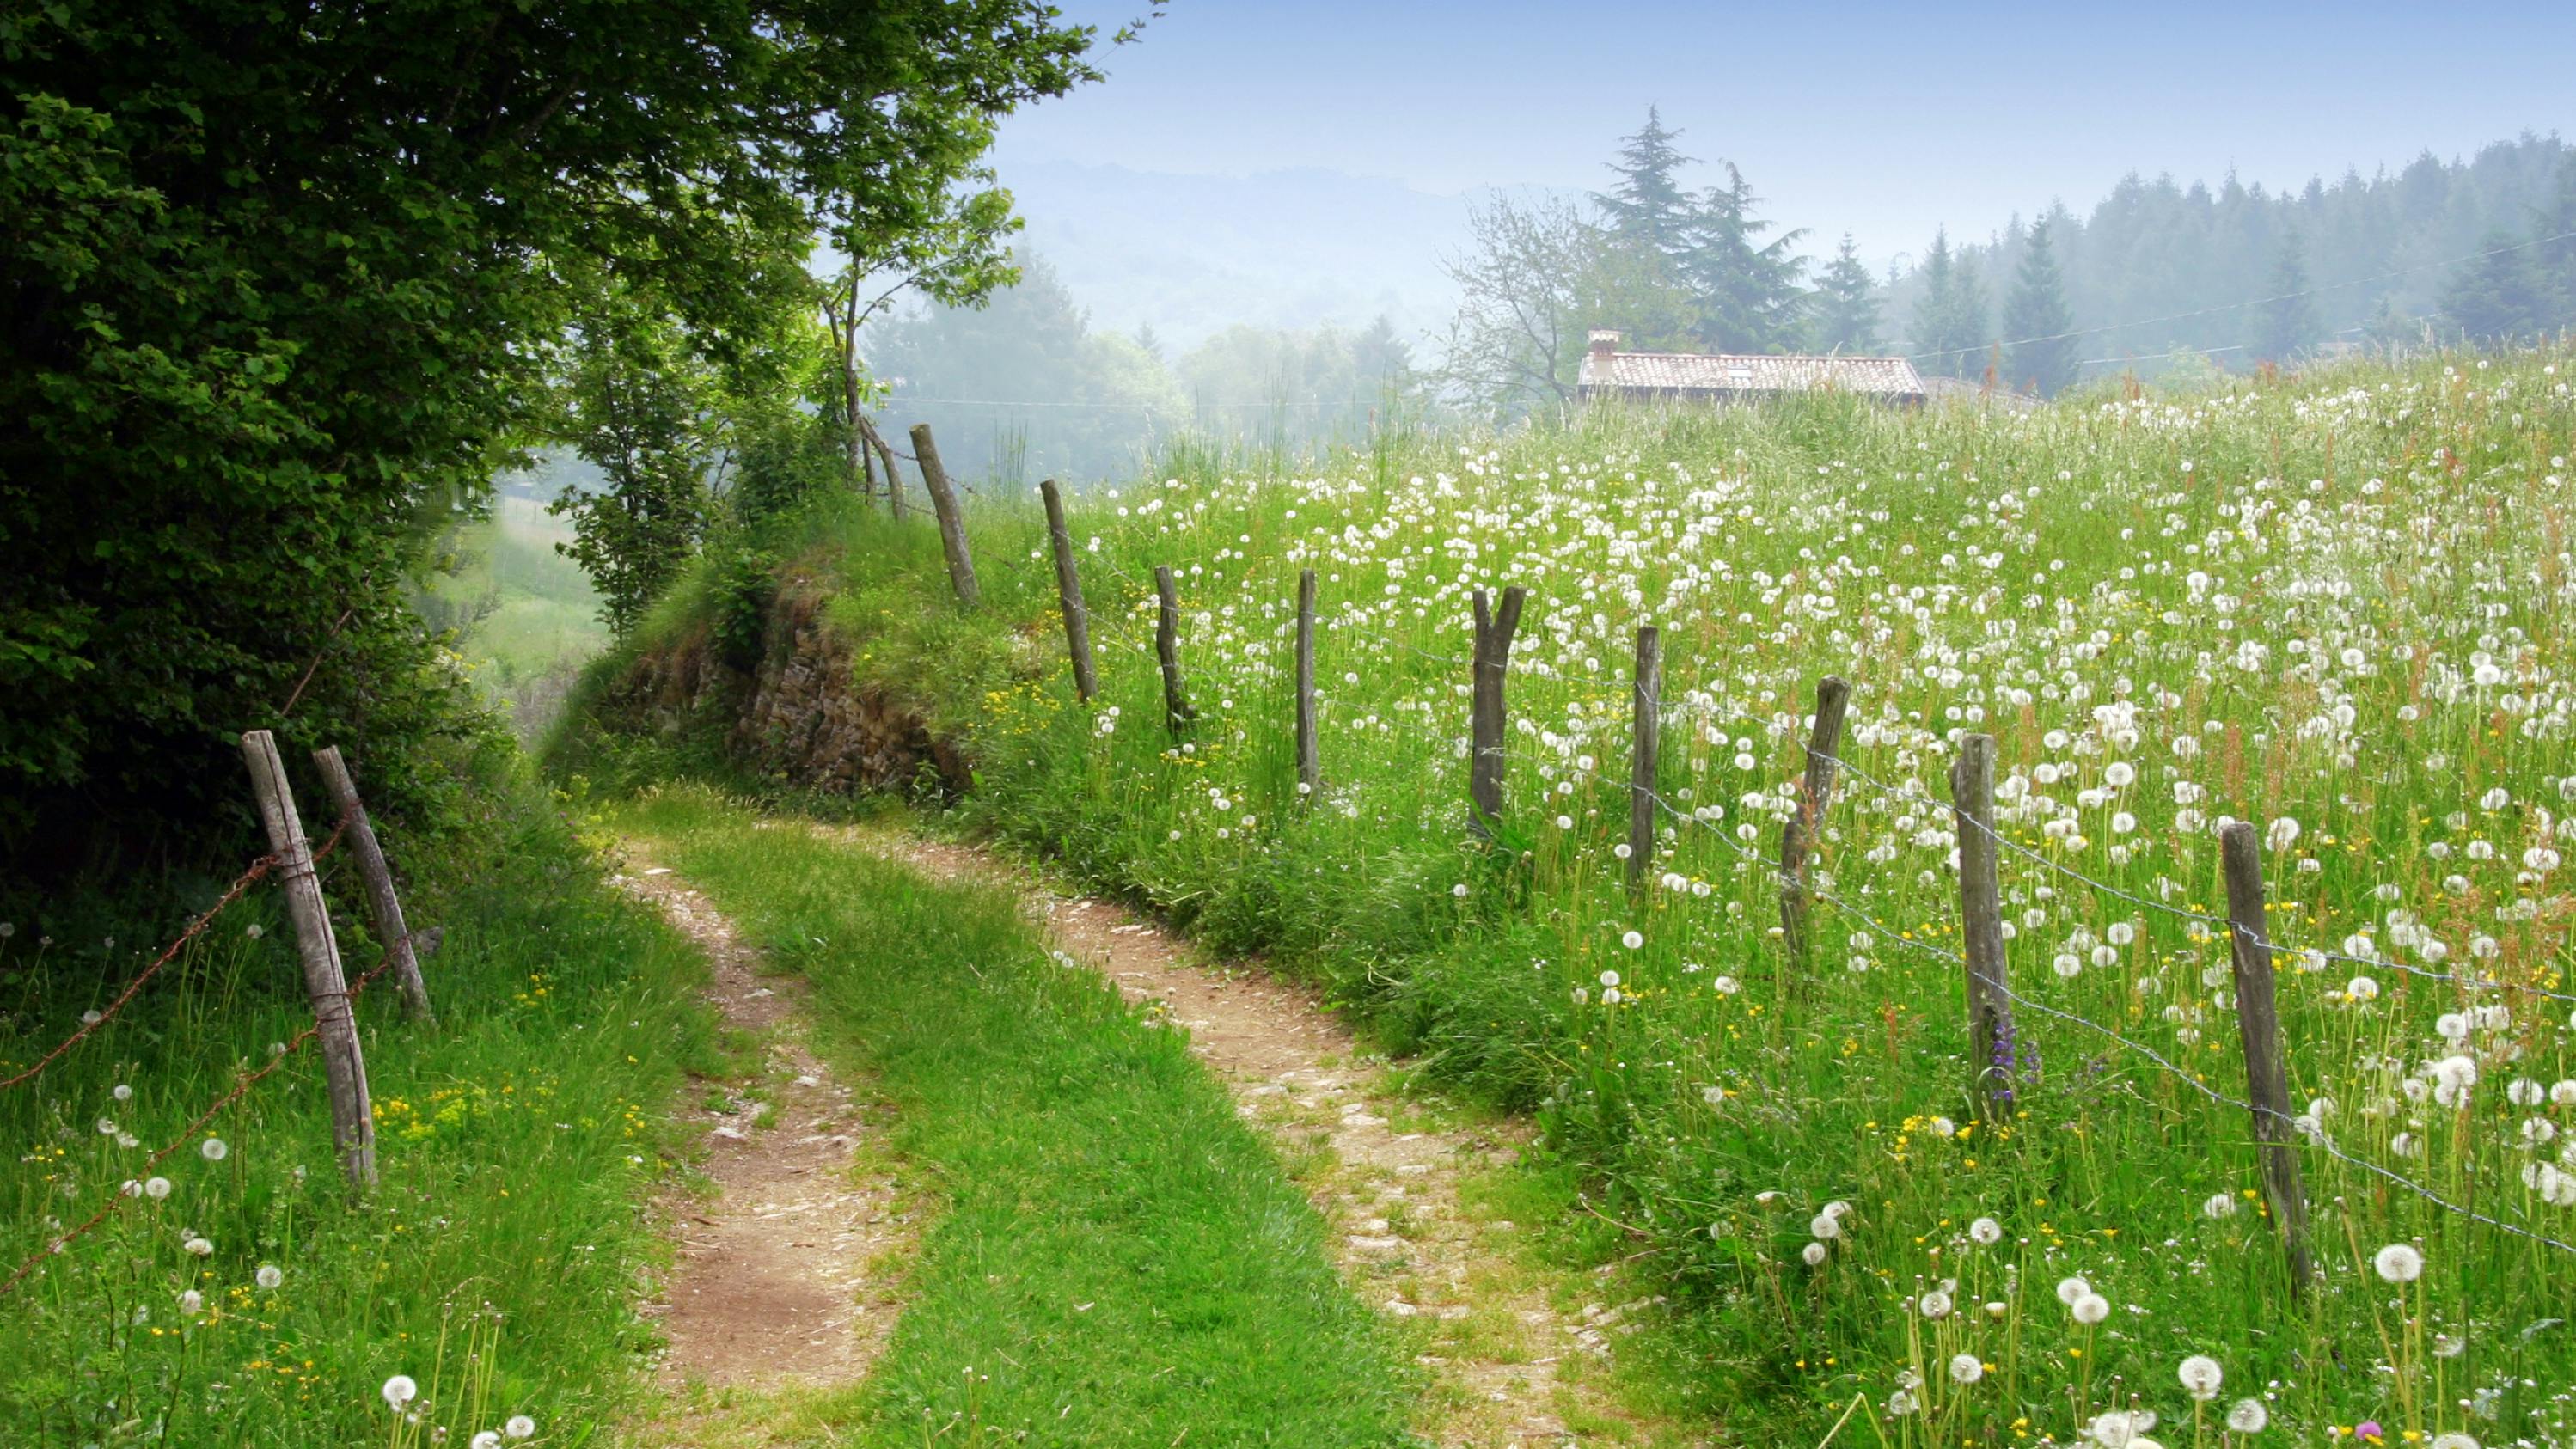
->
[652, 346, 2576, 1446]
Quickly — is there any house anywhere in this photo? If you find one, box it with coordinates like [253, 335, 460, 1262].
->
[1576, 331, 1927, 407]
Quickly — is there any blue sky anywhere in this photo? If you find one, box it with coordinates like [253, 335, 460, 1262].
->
[994, 1, 2576, 266]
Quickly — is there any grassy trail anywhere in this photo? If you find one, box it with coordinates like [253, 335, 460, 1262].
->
[610, 786, 1414, 1447]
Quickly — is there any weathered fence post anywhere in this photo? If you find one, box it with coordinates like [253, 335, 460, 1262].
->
[911, 423, 979, 608]
[1153, 565, 1195, 731]
[1037, 479, 1097, 700]
[310, 746, 435, 1027]
[1467, 586, 1527, 839]
[1626, 625, 1661, 886]
[1949, 732, 2016, 1122]
[240, 731, 376, 1189]
[1294, 568, 1320, 798]
[2221, 820, 2317, 1294]
[1778, 676, 1853, 976]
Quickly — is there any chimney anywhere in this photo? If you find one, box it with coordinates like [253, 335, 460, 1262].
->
[1588, 328, 1620, 359]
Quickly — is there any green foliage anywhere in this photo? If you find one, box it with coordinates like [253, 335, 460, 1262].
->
[1808, 234, 1883, 354]
[2003, 216, 2077, 396]
[1911, 229, 1992, 378]
[0, 0, 1103, 873]
[2441, 230, 2551, 343]
[2255, 228, 2325, 362]
[0, 780, 716, 1445]
[614, 788, 1415, 1446]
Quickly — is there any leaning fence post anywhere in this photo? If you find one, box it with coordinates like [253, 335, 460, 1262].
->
[240, 731, 376, 1189]
[1626, 625, 1661, 886]
[1294, 568, 1320, 798]
[1467, 586, 1527, 839]
[1153, 565, 1195, 731]
[1037, 479, 1097, 700]
[1778, 676, 1853, 977]
[2221, 820, 2317, 1295]
[1949, 732, 2016, 1122]
[310, 746, 434, 1027]
[911, 423, 980, 608]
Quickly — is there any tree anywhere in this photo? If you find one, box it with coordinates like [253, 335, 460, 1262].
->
[1912, 229, 1988, 378]
[2253, 229, 2323, 364]
[1594, 107, 1699, 260]
[1437, 194, 1601, 419]
[1680, 163, 1808, 352]
[0, 1, 1107, 867]
[2442, 230, 2549, 343]
[2002, 217, 2077, 395]
[1809, 234, 1882, 354]
[2533, 155, 2576, 328]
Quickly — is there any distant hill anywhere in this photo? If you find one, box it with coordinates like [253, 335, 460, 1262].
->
[989, 156, 1473, 352]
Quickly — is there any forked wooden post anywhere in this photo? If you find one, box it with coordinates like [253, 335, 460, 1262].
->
[310, 746, 434, 1026]
[911, 423, 979, 608]
[240, 731, 376, 1188]
[1778, 676, 1853, 977]
[1294, 568, 1320, 797]
[1153, 565, 1195, 731]
[2221, 820, 2317, 1295]
[1038, 479, 1097, 700]
[1949, 732, 2016, 1123]
[1467, 586, 1527, 839]
[1626, 625, 1661, 886]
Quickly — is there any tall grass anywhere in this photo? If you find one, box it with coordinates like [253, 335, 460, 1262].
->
[666, 345, 2576, 1444]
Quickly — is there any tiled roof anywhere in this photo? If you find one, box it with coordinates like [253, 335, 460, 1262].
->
[1578, 350, 1926, 399]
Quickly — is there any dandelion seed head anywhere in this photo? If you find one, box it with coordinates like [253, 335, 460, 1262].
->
[2373, 1243, 2424, 1282]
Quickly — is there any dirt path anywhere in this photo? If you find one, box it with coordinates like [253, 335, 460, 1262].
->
[835, 827, 1685, 1449]
[614, 859, 920, 1404]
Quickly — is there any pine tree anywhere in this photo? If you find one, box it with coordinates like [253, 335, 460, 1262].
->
[1681, 163, 1808, 352]
[2442, 229, 2548, 343]
[2534, 154, 2576, 330]
[1810, 234, 1882, 353]
[1912, 229, 1987, 377]
[1594, 107, 1698, 259]
[1950, 260, 1992, 382]
[1911, 230, 1957, 368]
[2002, 217, 2077, 395]
[2253, 229, 2321, 363]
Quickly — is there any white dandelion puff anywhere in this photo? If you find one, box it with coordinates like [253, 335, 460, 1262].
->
[382, 1374, 419, 1408]
[2226, 1400, 2268, 1434]
[2177, 1354, 2222, 1400]
[1949, 1352, 1983, 1385]
[2373, 1243, 2424, 1282]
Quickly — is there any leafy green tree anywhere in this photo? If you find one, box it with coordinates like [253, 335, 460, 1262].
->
[1680, 164, 1808, 352]
[2003, 217, 2077, 395]
[2254, 229, 2323, 364]
[1809, 235, 1882, 353]
[2442, 230, 2549, 343]
[0, 0, 1105, 865]
[1912, 229, 1989, 377]
[1438, 194, 1601, 418]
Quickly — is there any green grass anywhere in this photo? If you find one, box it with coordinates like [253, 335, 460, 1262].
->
[425, 498, 614, 738]
[0, 784, 718, 1446]
[582, 342, 2576, 1446]
[610, 785, 1416, 1446]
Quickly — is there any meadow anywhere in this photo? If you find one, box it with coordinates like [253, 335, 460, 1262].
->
[424, 497, 614, 740]
[635, 346, 2576, 1446]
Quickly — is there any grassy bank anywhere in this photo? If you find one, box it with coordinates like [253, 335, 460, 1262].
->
[0, 784, 717, 1446]
[581, 345, 2576, 1444]
[609, 786, 1415, 1446]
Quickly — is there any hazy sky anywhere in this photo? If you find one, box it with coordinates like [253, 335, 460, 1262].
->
[993, 2, 2576, 266]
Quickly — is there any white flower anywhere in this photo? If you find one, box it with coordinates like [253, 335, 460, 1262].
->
[1451, 883, 1469, 898]
[1809, 1213, 1840, 1240]
[143, 1176, 172, 1200]
[1801, 1242, 1827, 1266]
[198, 1137, 228, 1162]
[255, 1264, 283, 1290]
[1599, 969, 1620, 988]
[1711, 975, 1740, 994]
[2265, 816, 2301, 851]
[472, 1434, 501, 1449]
[112, 1084, 132, 1102]
[2373, 1243, 2424, 1282]
[1949, 1352, 1983, 1384]
[177, 1289, 203, 1314]
[1620, 930, 1643, 950]
[382, 1374, 419, 1408]
[2090, 1409, 2138, 1449]
[2346, 975, 2380, 1002]
[1967, 1216, 2002, 1244]
[1600, 987, 1622, 1005]
[2431, 1435, 2481, 1449]
[2177, 1354, 2222, 1400]
[2203, 1192, 2236, 1219]
[1612, 843, 1631, 859]
[2071, 1292, 2111, 1324]
[2055, 1275, 2091, 1305]
[182, 1236, 212, 1257]
[1918, 1289, 1952, 1318]
[2226, 1398, 2268, 1434]
[505, 1417, 537, 1440]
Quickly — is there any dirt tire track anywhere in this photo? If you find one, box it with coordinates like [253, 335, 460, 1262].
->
[615, 859, 920, 1397]
[831, 827, 1689, 1449]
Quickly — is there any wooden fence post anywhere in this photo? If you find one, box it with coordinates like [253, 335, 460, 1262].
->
[1153, 565, 1195, 731]
[1949, 732, 2016, 1122]
[1294, 568, 1320, 798]
[1037, 479, 1097, 700]
[1467, 586, 1527, 838]
[240, 731, 376, 1189]
[911, 423, 979, 608]
[310, 747, 435, 1027]
[1627, 625, 1661, 886]
[2221, 820, 2317, 1294]
[1778, 676, 1853, 977]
